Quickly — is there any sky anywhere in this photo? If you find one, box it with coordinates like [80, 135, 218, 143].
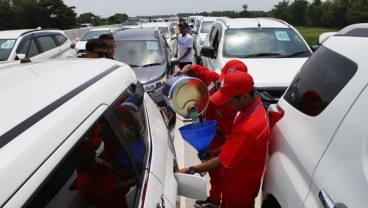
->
[62, 0, 283, 18]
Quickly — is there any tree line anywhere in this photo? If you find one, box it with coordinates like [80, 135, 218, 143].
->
[0, 0, 367, 31]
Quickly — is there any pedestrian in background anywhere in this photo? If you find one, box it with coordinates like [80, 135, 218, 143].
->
[177, 23, 194, 69]
[85, 38, 107, 58]
[99, 34, 116, 60]
[177, 70, 269, 208]
[177, 60, 248, 208]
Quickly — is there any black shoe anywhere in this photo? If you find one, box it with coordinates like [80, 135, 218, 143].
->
[194, 197, 220, 208]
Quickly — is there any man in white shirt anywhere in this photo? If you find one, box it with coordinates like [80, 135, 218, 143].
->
[178, 23, 194, 69]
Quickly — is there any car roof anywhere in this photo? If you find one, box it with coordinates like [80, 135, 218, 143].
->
[201, 17, 218, 22]
[141, 22, 169, 28]
[216, 17, 290, 29]
[114, 28, 159, 41]
[0, 29, 65, 39]
[88, 27, 116, 32]
[0, 58, 135, 139]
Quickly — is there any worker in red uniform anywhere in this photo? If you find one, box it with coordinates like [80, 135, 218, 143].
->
[178, 70, 269, 208]
[177, 60, 247, 208]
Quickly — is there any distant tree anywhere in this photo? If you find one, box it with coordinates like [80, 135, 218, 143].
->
[289, 0, 308, 26]
[0, 0, 13, 30]
[240, 4, 253, 17]
[347, 0, 368, 23]
[306, 0, 324, 26]
[268, 0, 290, 21]
[107, 13, 128, 24]
[38, 0, 77, 29]
[77, 12, 106, 26]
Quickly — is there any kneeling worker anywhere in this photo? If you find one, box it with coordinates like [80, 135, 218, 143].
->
[177, 71, 269, 208]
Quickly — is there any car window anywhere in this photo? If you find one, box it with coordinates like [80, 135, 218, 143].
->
[36, 36, 57, 52]
[284, 46, 357, 116]
[223, 28, 311, 58]
[16, 37, 40, 58]
[81, 30, 111, 41]
[0, 39, 16, 61]
[25, 85, 148, 208]
[54, 34, 68, 45]
[200, 21, 214, 33]
[115, 40, 165, 67]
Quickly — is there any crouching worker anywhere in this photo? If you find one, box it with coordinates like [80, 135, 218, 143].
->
[177, 71, 269, 208]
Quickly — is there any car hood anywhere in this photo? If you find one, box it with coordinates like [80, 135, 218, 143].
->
[131, 64, 166, 84]
[223, 57, 309, 88]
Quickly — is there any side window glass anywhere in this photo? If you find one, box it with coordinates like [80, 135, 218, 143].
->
[208, 27, 217, 46]
[25, 86, 147, 208]
[54, 34, 68, 45]
[284, 46, 357, 116]
[36, 36, 57, 52]
[16, 35, 40, 57]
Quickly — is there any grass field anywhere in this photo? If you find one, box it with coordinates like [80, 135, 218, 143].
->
[295, 26, 339, 45]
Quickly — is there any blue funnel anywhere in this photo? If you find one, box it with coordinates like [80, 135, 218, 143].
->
[179, 120, 217, 160]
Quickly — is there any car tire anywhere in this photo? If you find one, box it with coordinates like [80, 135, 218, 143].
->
[261, 194, 281, 208]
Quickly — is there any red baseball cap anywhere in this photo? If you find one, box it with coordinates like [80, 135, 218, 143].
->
[219, 60, 248, 81]
[210, 71, 254, 105]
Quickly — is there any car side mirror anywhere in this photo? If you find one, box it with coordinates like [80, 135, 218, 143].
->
[192, 29, 198, 34]
[310, 44, 320, 52]
[200, 46, 215, 59]
[171, 34, 177, 40]
[16, 54, 26, 60]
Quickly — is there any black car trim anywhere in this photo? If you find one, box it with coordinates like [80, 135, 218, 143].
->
[0, 65, 121, 149]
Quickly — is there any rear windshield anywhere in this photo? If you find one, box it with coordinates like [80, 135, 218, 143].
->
[0, 39, 16, 61]
[284, 46, 357, 116]
[81, 30, 111, 41]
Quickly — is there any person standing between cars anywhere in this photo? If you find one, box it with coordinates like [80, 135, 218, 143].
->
[177, 60, 248, 207]
[85, 38, 107, 58]
[99, 34, 116, 59]
[178, 23, 194, 69]
[177, 71, 270, 208]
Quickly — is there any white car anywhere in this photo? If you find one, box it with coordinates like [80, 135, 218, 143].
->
[200, 17, 313, 107]
[0, 29, 76, 61]
[192, 16, 217, 63]
[141, 22, 178, 58]
[74, 27, 119, 57]
[263, 23, 368, 208]
[0, 58, 206, 207]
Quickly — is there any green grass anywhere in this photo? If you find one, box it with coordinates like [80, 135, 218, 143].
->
[295, 26, 339, 45]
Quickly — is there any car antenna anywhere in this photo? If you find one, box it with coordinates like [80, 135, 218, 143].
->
[257, 19, 262, 30]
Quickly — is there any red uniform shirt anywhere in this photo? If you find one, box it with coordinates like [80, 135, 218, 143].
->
[219, 98, 269, 208]
[191, 64, 237, 148]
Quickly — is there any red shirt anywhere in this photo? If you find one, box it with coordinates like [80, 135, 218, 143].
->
[219, 98, 269, 208]
[191, 65, 237, 148]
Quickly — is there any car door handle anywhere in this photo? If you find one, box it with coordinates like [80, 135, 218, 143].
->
[319, 189, 336, 208]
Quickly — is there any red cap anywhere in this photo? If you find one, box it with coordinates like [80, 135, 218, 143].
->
[219, 60, 248, 81]
[210, 71, 254, 105]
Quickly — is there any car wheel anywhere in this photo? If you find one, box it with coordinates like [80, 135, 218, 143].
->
[262, 194, 281, 208]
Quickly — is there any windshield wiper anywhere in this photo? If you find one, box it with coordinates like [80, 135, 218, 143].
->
[242, 53, 281, 58]
[141, 63, 163, 67]
[281, 51, 310, 57]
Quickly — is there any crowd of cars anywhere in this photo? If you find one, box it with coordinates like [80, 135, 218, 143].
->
[0, 16, 367, 208]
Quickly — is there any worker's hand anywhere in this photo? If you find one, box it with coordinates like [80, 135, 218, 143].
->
[176, 167, 189, 174]
[176, 64, 192, 75]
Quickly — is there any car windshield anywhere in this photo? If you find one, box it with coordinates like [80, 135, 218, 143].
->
[200, 21, 214, 33]
[81, 30, 111, 41]
[115, 40, 165, 67]
[0, 39, 16, 61]
[223, 28, 311, 58]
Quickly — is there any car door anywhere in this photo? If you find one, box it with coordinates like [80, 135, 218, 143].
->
[201, 23, 222, 72]
[303, 86, 368, 208]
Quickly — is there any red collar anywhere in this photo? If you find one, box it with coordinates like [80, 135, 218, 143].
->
[234, 97, 262, 124]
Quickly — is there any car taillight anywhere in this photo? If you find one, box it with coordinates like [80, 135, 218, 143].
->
[268, 104, 284, 129]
